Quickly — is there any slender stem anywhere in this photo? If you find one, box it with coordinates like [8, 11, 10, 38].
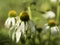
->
[56, 0, 59, 24]
[27, 6, 32, 20]
[48, 27, 51, 45]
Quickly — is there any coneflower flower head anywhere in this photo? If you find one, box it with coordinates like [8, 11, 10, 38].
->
[19, 11, 30, 22]
[48, 20, 56, 27]
[5, 10, 17, 39]
[8, 10, 17, 17]
[13, 11, 36, 43]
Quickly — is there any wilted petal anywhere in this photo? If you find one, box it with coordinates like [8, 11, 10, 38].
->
[28, 20, 36, 33]
[25, 22, 28, 30]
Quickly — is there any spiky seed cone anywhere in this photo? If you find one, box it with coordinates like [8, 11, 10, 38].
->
[8, 10, 17, 17]
[19, 11, 29, 22]
[48, 20, 56, 27]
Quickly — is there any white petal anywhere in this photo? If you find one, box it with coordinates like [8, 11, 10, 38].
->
[12, 31, 15, 41]
[7, 18, 15, 37]
[15, 19, 21, 30]
[15, 21, 26, 43]
[51, 26, 59, 34]
[16, 29, 21, 43]
[9, 25, 15, 37]
[4, 17, 11, 28]
[43, 23, 50, 31]
[28, 20, 36, 33]
[21, 22, 26, 34]
[11, 18, 15, 26]
[4, 17, 16, 28]
[15, 22, 23, 43]
[25, 22, 28, 30]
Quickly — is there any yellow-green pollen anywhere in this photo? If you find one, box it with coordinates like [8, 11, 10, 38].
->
[8, 10, 17, 17]
[48, 20, 56, 27]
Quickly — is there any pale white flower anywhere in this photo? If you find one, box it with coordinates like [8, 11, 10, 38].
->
[10, 11, 36, 43]
[43, 23, 59, 35]
[4, 17, 15, 28]
[15, 22, 25, 43]
[9, 17, 26, 43]
[14, 20, 36, 43]
[9, 17, 21, 42]
[51, 26, 59, 34]
[4, 17, 16, 38]
[42, 11, 55, 19]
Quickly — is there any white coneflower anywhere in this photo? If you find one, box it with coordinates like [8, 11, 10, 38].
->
[42, 11, 55, 19]
[4, 10, 17, 37]
[43, 19, 59, 35]
[14, 11, 36, 43]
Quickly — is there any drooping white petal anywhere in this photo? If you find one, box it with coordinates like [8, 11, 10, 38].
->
[16, 29, 21, 43]
[15, 19, 21, 30]
[4, 17, 11, 28]
[22, 22, 27, 38]
[11, 19, 21, 42]
[11, 18, 21, 41]
[51, 26, 59, 34]
[9, 25, 16, 37]
[43, 23, 50, 31]
[11, 18, 15, 26]
[15, 22, 25, 43]
[28, 20, 36, 33]
[4, 17, 16, 28]
[6, 17, 16, 37]
[12, 30, 16, 41]
[21, 22, 26, 34]
[25, 22, 28, 31]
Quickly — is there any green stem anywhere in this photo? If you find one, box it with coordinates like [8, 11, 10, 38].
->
[27, 6, 32, 20]
[56, 0, 59, 24]
[48, 27, 51, 45]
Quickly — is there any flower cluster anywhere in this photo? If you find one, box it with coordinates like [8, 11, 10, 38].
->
[4, 10, 36, 43]
[4, 9, 59, 43]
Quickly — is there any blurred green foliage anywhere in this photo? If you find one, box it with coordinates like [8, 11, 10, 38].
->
[0, 0, 60, 45]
